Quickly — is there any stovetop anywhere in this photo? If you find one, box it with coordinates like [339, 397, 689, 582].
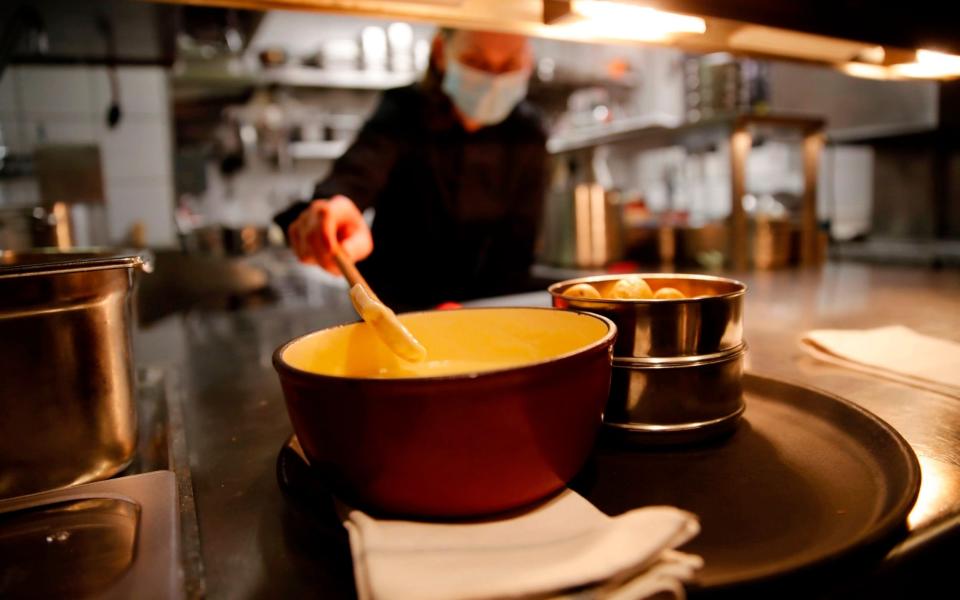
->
[0, 367, 204, 599]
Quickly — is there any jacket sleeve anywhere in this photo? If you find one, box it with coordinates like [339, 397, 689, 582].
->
[509, 103, 549, 250]
[476, 122, 548, 296]
[273, 89, 407, 235]
[504, 138, 548, 286]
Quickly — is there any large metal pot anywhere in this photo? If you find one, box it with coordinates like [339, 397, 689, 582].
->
[0, 250, 150, 499]
[274, 307, 616, 517]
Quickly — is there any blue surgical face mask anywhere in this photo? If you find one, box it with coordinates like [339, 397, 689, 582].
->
[442, 56, 530, 127]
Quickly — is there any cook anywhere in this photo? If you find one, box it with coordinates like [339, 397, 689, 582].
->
[275, 28, 546, 310]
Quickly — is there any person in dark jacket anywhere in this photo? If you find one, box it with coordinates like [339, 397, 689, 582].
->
[275, 28, 546, 309]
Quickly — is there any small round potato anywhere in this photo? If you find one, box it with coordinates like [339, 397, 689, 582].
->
[564, 282, 601, 299]
[654, 287, 686, 300]
[609, 275, 654, 300]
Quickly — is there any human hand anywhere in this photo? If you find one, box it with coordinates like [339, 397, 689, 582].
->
[288, 195, 373, 275]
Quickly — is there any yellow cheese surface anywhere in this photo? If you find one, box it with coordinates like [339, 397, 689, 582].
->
[282, 308, 611, 379]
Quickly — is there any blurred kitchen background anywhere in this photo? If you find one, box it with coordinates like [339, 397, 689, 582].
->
[2, 0, 958, 324]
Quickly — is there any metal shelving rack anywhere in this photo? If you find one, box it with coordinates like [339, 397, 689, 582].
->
[173, 65, 418, 91]
[547, 113, 826, 269]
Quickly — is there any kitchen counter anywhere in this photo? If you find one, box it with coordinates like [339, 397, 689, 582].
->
[136, 262, 960, 598]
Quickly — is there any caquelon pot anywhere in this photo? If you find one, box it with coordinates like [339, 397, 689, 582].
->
[273, 307, 616, 517]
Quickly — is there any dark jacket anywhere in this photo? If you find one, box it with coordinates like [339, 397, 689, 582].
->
[274, 83, 547, 309]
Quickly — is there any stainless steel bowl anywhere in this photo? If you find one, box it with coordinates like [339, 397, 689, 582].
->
[549, 274, 744, 358]
[549, 273, 747, 444]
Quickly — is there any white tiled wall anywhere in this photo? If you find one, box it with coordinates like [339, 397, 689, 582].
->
[0, 65, 176, 247]
[100, 119, 172, 181]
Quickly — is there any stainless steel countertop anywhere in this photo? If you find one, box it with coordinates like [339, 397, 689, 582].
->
[136, 262, 960, 598]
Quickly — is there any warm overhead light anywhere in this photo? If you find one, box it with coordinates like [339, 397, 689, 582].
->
[573, 2, 706, 34]
[856, 45, 886, 65]
[840, 48, 960, 80]
[839, 62, 895, 80]
[917, 49, 960, 68]
[552, 1, 706, 42]
[890, 49, 960, 79]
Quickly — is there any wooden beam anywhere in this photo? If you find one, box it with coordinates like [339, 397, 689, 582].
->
[801, 130, 825, 265]
[729, 126, 751, 271]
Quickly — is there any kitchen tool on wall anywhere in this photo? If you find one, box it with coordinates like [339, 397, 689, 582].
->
[97, 15, 122, 129]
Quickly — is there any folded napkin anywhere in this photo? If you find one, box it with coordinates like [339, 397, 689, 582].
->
[800, 325, 960, 398]
[341, 490, 702, 600]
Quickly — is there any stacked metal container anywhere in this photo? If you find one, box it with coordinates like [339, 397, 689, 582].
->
[550, 273, 747, 444]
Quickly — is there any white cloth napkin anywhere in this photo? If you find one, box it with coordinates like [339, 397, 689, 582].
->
[340, 489, 702, 600]
[800, 325, 960, 398]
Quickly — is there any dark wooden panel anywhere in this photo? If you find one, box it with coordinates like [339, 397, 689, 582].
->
[655, 0, 960, 54]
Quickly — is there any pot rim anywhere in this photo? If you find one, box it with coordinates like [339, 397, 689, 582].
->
[0, 248, 152, 279]
[548, 272, 747, 304]
[273, 306, 617, 385]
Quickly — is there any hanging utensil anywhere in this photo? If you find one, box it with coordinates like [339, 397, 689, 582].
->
[97, 16, 122, 129]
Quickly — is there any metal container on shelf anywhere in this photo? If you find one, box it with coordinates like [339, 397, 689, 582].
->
[549, 273, 746, 444]
[752, 216, 794, 269]
[0, 202, 108, 252]
[0, 205, 64, 250]
[0, 250, 151, 499]
[540, 150, 624, 269]
[179, 224, 269, 257]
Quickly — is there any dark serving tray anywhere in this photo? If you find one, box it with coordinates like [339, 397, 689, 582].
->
[277, 373, 920, 598]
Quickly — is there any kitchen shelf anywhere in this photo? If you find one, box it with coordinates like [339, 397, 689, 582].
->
[825, 122, 939, 144]
[174, 64, 417, 91]
[547, 112, 824, 155]
[261, 65, 418, 89]
[547, 114, 684, 155]
[547, 112, 826, 270]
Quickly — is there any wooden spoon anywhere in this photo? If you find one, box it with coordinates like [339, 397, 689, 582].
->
[333, 246, 427, 363]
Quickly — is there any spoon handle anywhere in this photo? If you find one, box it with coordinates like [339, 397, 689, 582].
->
[333, 246, 379, 302]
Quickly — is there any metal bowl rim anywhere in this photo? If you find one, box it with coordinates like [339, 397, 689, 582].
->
[547, 272, 747, 304]
[0, 249, 150, 279]
[603, 403, 746, 433]
[612, 342, 747, 368]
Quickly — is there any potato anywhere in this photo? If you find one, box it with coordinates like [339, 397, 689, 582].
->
[564, 283, 601, 299]
[609, 276, 654, 300]
[654, 287, 686, 300]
